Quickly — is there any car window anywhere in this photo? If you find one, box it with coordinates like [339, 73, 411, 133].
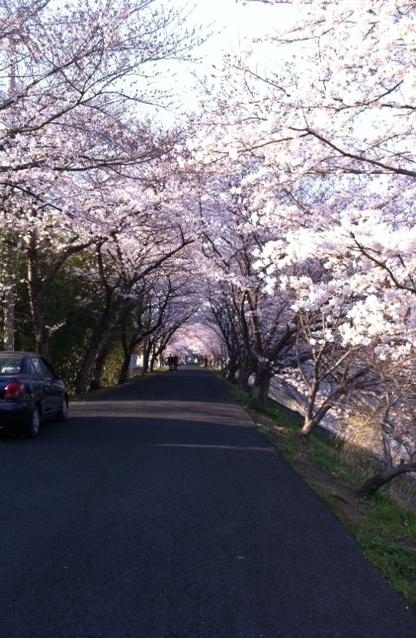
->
[27, 360, 40, 377]
[31, 358, 47, 378]
[41, 359, 56, 378]
[0, 356, 22, 375]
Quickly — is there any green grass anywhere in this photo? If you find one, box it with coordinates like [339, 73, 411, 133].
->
[348, 494, 416, 606]
[217, 373, 416, 608]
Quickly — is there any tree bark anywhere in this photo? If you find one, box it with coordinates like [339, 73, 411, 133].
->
[26, 231, 91, 361]
[142, 340, 151, 374]
[118, 350, 131, 385]
[3, 299, 14, 351]
[74, 305, 115, 394]
[301, 417, 318, 438]
[250, 366, 271, 404]
[356, 462, 416, 497]
[27, 243, 50, 358]
[237, 365, 252, 392]
[119, 326, 133, 385]
[225, 357, 238, 382]
[75, 331, 105, 394]
[90, 328, 118, 389]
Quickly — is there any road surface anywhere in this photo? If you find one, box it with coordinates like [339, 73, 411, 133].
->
[0, 368, 414, 637]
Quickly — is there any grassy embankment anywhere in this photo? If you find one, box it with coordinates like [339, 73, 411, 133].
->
[218, 374, 416, 609]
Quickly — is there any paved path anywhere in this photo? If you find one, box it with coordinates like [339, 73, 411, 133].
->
[0, 368, 414, 638]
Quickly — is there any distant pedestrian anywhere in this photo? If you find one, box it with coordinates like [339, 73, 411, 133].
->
[167, 356, 174, 372]
[204, 357, 208, 368]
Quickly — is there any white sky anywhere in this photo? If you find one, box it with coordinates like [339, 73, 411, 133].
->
[150, 0, 294, 124]
[189, 0, 278, 49]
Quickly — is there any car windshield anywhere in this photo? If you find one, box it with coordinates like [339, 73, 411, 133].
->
[0, 356, 22, 375]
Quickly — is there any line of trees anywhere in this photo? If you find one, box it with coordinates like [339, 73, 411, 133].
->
[1, 0, 415, 497]
[0, 0, 200, 392]
[181, 0, 416, 495]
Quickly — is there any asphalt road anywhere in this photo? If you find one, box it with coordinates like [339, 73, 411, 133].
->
[0, 368, 415, 638]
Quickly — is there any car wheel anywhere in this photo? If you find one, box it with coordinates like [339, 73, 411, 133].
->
[56, 397, 68, 422]
[26, 408, 40, 438]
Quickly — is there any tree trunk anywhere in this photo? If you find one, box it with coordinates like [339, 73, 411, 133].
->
[142, 340, 151, 374]
[75, 333, 104, 394]
[3, 241, 15, 351]
[301, 386, 346, 438]
[142, 352, 149, 374]
[301, 391, 318, 437]
[75, 309, 115, 394]
[27, 236, 51, 359]
[27, 272, 49, 358]
[237, 365, 252, 392]
[118, 350, 132, 385]
[25, 231, 90, 361]
[356, 462, 416, 497]
[226, 357, 238, 382]
[250, 367, 271, 405]
[150, 344, 160, 371]
[301, 417, 317, 438]
[118, 311, 136, 385]
[300, 380, 319, 437]
[90, 330, 117, 390]
[33, 316, 49, 358]
[3, 299, 14, 351]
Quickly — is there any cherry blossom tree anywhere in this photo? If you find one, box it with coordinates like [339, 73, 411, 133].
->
[180, 0, 416, 496]
[0, 0, 199, 353]
[232, 0, 415, 182]
[3, 0, 416, 506]
[188, 156, 301, 404]
[73, 189, 194, 393]
[290, 309, 373, 438]
[166, 321, 224, 364]
[118, 264, 197, 381]
[355, 355, 416, 496]
[207, 283, 247, 383]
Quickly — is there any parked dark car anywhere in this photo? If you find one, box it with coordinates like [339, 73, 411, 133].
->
[0, 352, 68, 438]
